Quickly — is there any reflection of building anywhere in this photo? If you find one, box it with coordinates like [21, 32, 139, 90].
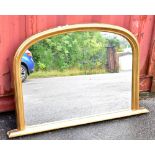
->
[118, 48, 132, 71]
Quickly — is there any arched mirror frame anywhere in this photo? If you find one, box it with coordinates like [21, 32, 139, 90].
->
[8, 24, 149, 138]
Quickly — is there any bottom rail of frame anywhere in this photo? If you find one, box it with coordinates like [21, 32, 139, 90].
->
[8, 107, 149, 138]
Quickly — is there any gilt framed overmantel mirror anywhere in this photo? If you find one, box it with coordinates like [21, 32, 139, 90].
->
[7, 24, 149, 138]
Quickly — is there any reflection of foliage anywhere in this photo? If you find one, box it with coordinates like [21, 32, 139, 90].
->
[37, 62, 46, 71]
[103, 33, 131, 52]
[29, 31, 129, 72]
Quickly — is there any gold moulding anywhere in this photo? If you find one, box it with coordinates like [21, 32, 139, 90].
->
[8, 23, 149, 138]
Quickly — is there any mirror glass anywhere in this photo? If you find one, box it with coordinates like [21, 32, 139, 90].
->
[21, 31, 132, 126]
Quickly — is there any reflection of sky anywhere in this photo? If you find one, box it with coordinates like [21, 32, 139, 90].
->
[100, 32, 126, 40]
[100, 32, 131, 48]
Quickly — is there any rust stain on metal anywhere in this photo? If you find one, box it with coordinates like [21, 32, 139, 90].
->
[148, 41, 155, 75]
[137, 16, 147, 43]
[140, 76, 152, 92]
[130, 16, 147, 43]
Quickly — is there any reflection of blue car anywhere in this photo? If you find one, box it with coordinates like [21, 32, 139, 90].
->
[21, 50, 35, 82]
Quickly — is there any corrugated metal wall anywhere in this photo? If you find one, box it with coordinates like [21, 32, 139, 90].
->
[0, 15, 155, 112]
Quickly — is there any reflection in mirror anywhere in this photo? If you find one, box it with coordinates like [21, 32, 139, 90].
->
[21, 31, 132, 126]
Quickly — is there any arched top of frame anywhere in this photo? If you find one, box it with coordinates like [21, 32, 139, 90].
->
[14, 23, 139, 62]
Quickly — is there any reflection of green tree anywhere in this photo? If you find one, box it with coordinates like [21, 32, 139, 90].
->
[29, 32, 125, 72]
[105, 34, 131, 53]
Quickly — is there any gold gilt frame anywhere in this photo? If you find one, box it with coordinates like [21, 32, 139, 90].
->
[8, 24, 149, 138]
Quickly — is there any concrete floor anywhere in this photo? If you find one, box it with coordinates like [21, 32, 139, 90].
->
[22, 72, 131, 126]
